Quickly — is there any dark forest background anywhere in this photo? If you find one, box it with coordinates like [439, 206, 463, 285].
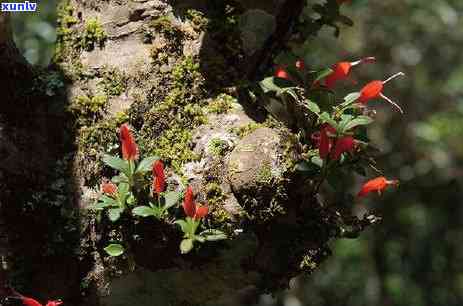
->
[11, 0, 463, 305]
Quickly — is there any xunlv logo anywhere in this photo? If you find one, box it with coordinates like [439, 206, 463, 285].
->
[1, 1, 37, 12]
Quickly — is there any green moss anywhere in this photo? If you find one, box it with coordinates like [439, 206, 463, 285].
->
[150, 15, 179, 37]
[230, 122, 263, 138]
[207, 93, 235, 114]
[81, 18, 107, 51]
[54, 1, 79, 63]
[257, 162, 273, 184]
[206, 183, 226, 205]
[171, 56, 201, 87]
[70, 94, 108, 126]
[184, 9, 208, 30]
[208, 138, 229, 157]
[53, 2, 96, 80]
[99, 67, 127, 97]
[152, 125, 199, 173]
[76, 118, 120, 185]
[281, 132, 299, 172]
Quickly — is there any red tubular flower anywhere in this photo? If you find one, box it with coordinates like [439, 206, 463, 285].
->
[358, 72, 405, 113]
[183, 186, 196, 218]
[295, 59, 305, 71]
[102, 181, 118, 196]
[357, 176, 399, 197]
[45, 301, 63, 306]
[318, 124, 336, 159]
[274, 66, 290, 80]
[6, 288, 62, 306]
[193, 204, 209, 220]
[324, 57, 375, 89]
[182, 186, 209, 220]
[152, 160, 166, 195]
[119, 124, 139, 161]
[331, 136, 356, 160]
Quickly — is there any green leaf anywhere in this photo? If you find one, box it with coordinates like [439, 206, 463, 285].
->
[112, 173, 129, 184]
[311, 156, 323, 168]
[135, 156, 159, 173]
[132, 206, 154, 217]
[164, 191, 181, 210]
[180, 239, 194, 254]
[306, 99, 320, 114]
[281, 88, 299, 101]
[260, 76, 293, 94]
[117, 183, 130, 205]
[104, 244, 124, 257]
[199, 229, 227, 241]
[338, 114, 354, 131]
[319, 112, 338, 129]
[175, 220, 189, 234]
[342, 116, 373, 132]
[126, 194, 136, 206]
[313, 68, 333, 83]
[88, 201, 112, 210]
[195, 236, 206, 243]
[296, 161, 312, 172]
[88, 195, 117, 210]
[343, 92, 360, 105]
[108, 208, 123, 222]
[102, 154, 129, 174]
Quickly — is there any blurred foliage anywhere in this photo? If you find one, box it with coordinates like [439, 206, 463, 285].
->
[266, 0, 463, 305]
[9, 0, 463, 305]
[10, 0, 58, 66]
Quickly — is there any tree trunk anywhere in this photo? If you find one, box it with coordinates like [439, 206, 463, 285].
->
[1, 1, 373, 305]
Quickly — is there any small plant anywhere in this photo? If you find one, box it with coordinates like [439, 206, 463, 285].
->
[90, 124, 227, 257]
[175, 186, 226, 254]
[81, 18, 107, 51]
[261, 56, 402, 198]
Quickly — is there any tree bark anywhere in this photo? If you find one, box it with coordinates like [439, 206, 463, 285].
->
[1, 1, 373, 306]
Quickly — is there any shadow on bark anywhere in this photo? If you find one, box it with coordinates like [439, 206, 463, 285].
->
[0, 10, 92, 306]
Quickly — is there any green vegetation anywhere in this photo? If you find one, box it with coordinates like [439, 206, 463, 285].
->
[207, 93, 235, 114]
[208, 138, 229, 157]
[80, 18, 107, 51]
[99, 67, 127, 97]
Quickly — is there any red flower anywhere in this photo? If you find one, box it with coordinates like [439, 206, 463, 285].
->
[331, 136, 356, 160]
[358, 72, 405, 113]
[325, 57, 375, 88]
[102, 181, 117, 196]
[337, 0, 351, 5]
[357, 176, 399, 197]
[6, 289, 63, 306]
[152, 160, 166, 195]
[318, 124, 336, 160]
[274, 66, 290, 80]
[46, 301, 63, 306]
[182, 186, 209, 220]
[183, 186, 196, 218]
[193, 204, 209, 220]
[295, 59, 305, 71]
[119, 124, 139, 161]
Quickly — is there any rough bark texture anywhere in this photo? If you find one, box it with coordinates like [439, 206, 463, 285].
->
[1, 1, 373, 306]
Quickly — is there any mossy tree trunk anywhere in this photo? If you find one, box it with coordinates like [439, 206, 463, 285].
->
[1, 1, 375, 306]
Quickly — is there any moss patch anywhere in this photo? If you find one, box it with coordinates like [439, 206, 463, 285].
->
[69, 94, 108, 126]
[81, 18, 107, 51]
[230, 122, 263, 138]
[98, 67, 127, 97]
[207, 138, 229, 157]
[207, 93, 235, 114]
